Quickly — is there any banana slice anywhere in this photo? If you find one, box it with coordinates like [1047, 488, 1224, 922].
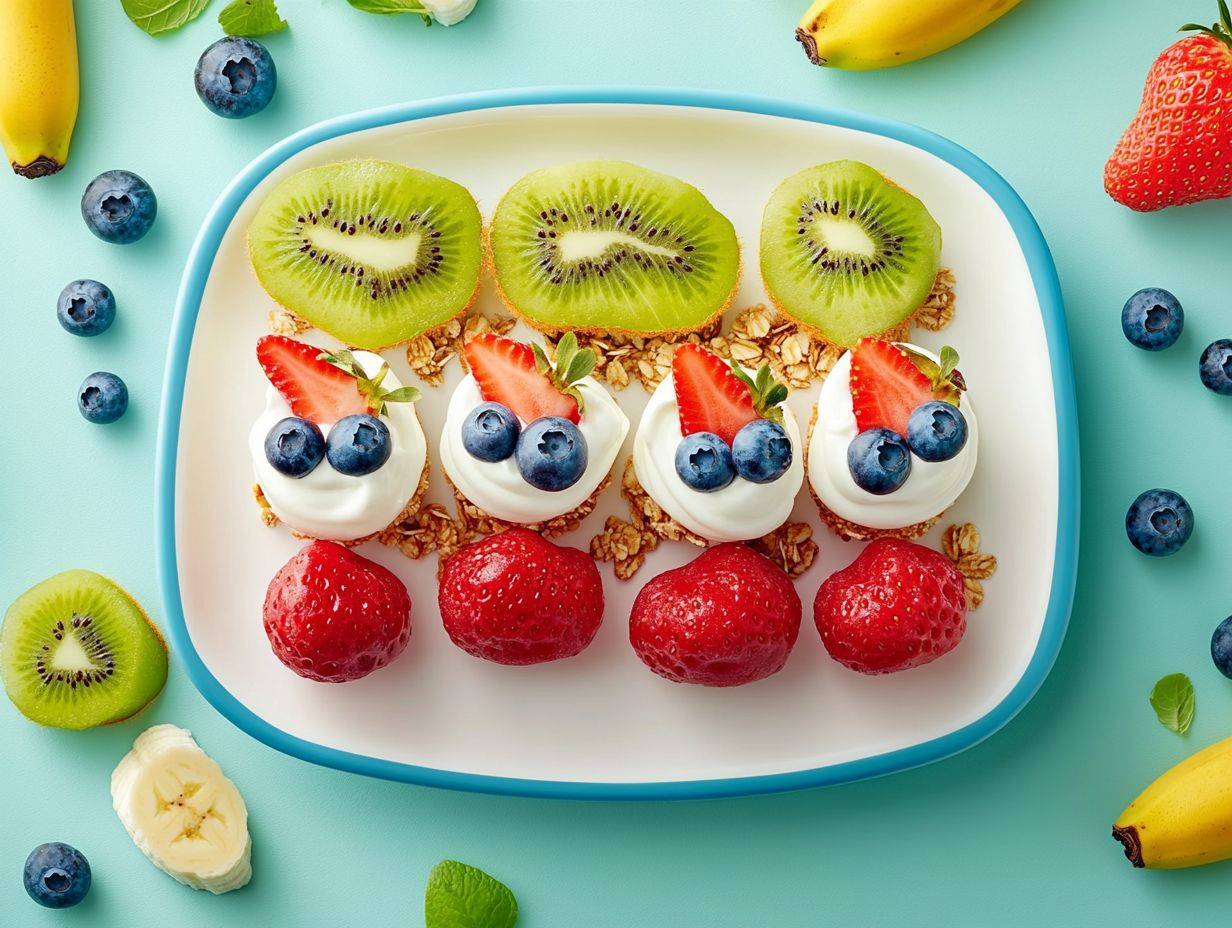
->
[111, 724, 252, 894]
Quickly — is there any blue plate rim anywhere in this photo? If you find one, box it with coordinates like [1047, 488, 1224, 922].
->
[155, 86, 1079, 801]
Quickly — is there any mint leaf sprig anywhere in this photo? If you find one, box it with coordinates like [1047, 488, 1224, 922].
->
[1150, 673, 1195, 735]
[531, 333, 597, 414]
[730, 362, 789, 426]
[346, 0, 433, 26]
[219, 0, 288, 36]
[319, 349, 421, 415]
[903, 344, 967, 403]
[425, 860, 518, 928]
[122, 0, 212, 36]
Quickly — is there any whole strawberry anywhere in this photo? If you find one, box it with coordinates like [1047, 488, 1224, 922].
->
[630, 544, 802, 687]
[1105, 4, 1232, 211]
[263, 541, 412, 683]
[438, 528, 604, 665]
[814, 538, 966, 675]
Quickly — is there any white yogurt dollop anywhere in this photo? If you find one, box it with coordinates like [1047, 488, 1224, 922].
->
[807, 347, 978, 530]
[632, 373, 805, 543]
[439, 374, 629, 524]
[249, 351, 427, 541]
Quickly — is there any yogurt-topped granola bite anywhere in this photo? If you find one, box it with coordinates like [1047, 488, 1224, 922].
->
[632, 343, 805, 543]
[250, 335, 428, 544]
[439, 333, 628, 533]
[807, 338, 977, 541]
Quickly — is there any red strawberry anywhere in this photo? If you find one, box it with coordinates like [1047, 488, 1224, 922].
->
[256, 335, 367, 424]
[672, 343, 757, 445]
[263, 541, 412, 683]
[438, 528, 604, 665]
[848, 338, 934, 437]
[630, 544, 801, 687]
[464, 333, 580, 424]
[1105, 11, 1232, 211]
[813, 538, 966, 675]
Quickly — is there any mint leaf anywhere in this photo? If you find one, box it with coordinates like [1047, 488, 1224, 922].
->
[122, 0, 212, 36]
[346, 0, 432, 24]
[219, 0, 287, 35]
[1150, 673, 1195, 734]
[426, 860, 518, 928]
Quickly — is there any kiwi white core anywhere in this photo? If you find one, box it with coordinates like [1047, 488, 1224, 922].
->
[301, 226, 424, 274]
[556, 230, 678, 264]
[50, 633, 97, 673]
[811, 217, 876, 258]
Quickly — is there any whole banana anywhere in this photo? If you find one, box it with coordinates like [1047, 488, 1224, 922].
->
[1113, 735, 1232, 869]
[796, 0, 1025, 70]
[0, 0, 79, 177]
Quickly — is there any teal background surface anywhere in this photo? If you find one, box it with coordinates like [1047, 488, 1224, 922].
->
[1, 0, 1228, 923]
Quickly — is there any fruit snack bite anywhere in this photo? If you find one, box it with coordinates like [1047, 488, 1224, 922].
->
[439, 332, 629, 535]
[807, 338, 976, 540]
[630, 343, 805, 544]
[250, 335, 429, 544]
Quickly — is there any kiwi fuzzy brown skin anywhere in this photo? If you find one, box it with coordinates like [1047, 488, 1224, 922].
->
[1, 571, 168, 730]
[482, 224, 743, 340]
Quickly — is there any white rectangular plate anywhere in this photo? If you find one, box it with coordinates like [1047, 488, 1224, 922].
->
[157, 90, 1078, 799]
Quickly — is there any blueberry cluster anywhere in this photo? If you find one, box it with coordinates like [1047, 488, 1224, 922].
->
[462, 401, 588, 492]
[847, 400, 968, 495]
[674, 419, 792, 492]
[265, 413, 392, 478]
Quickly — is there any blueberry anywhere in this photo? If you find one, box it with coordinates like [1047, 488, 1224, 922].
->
[81, 171, 157, 244]
[1125, 488, 1193, 556]
[674, 432, 736, 492]
[1213, 616, 1232, 679]
[516, 416, 587, 491]
[1200, 339, 1232, 395]
[195, 37, 277, 119]
[847, 427, 911, 495]
[57, 280, 115, 337]
[77, 372, 128, 424]
[326, 414, 391, 476]
[1122, 288, 1183, 351]
[23, 843, 90, 909]
[462, 402, 520, 462]
[265, 416, 325, 477]
[906, 401, 968, 463]
[731, 419, 792, 484]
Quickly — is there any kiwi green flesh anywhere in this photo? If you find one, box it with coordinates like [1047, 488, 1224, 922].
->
[760, 160, 942, 347]
[248, 160, 483, 350]
[0, 570, 168, 730]
[489, 160, 740, 334]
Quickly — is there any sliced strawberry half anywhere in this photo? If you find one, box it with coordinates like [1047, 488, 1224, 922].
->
[256, 335, 368, 424]
[849, 338, 933, 437]
[464, 333, 580, 424]
[672, 343, 756, 446]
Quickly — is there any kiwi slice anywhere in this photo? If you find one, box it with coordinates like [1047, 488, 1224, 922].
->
[760, 161, 942, 347]
[487, 160, 740, 334]
[248, 159, 483, 350]
[1, 571, 168, 730]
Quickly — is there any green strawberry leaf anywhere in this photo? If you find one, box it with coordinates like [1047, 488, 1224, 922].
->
[345, 0, 432, 25]
[219, 0, 287, 35]
[425, 860, 518, 928]
[535, 335, 596, 416]
[318, 350, 420, 415]
[381, 385, 422, 404]
[565, 350, 596, 384]
[530, 342, 552, 375]
[1150, 673, 1195, 735]
[122, 0, 212, 36]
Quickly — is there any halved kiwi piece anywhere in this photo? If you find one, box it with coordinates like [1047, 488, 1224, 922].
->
[760, 161, 942, 347]
[487, 160, 740, 335]
[1, 570, 168, 730]
[248, 159, 483, 350]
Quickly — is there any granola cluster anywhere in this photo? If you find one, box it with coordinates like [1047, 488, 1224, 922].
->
[941, 522, 998, 610]
[404, 311, 517, 387]
[589, 459, 818, 580]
